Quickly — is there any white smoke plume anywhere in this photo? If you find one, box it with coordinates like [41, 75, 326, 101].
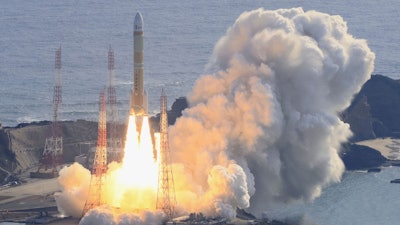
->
[55, 114, 167, 224]
[79, 206, 165, 225]
[55, 7, 375, 224]
[169, 7, 374, 217]
[55, 162, 91, 217]
[56, 162, 166, 224]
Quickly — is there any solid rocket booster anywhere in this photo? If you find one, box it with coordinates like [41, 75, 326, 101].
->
[130, 12, 148, 115]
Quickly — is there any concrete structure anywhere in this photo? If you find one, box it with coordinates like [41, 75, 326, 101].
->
[130, 12, 148, 115]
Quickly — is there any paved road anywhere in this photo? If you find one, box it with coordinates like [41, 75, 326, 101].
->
[0, 178, 59, 211]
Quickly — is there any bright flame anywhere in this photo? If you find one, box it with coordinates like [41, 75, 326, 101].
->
[111, 114, 158, 211]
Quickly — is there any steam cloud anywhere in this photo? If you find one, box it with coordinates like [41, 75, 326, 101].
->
[169, 7, 374, 218]
[55, 7, 375, 224]
[56, 162, 166, 225]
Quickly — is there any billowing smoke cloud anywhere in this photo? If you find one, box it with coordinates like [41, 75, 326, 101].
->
[56, 162, 165, 224]
[56, 115, 166, 224]
[55, 162, 90, 217]
[55, 7, 375, 224]
[169, 7, 374, 217]
[79, 206, 164, 225]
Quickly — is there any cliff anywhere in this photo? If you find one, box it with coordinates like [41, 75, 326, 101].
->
[1, 74, 399, 181]
[342, 74, 400, 141]
[0, 97, 186, 182]
[341, 143, 387, 170]
[0, 120, 98, 181]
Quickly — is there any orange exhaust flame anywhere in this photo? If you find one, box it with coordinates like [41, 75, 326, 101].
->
[110, 114, 158, 211]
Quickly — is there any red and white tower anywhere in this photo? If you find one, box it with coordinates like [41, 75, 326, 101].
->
[156, 89, 176, 218]
[83, 89, 108, 216]
[34, 47, 63, 177]
[107, 46, 121, 162]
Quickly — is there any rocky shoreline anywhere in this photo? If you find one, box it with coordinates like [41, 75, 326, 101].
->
[1, 74, 400, 182]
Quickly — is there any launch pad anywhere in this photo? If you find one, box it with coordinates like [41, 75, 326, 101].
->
[79, 12, 177, 221]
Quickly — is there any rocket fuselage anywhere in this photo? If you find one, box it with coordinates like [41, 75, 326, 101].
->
[131, 12, 147, 115]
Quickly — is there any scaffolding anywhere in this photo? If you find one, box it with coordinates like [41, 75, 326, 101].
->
[156, 89, 177, 218]
[82, 89, 107, 216]
[107, 46, 122, 163]
[32, 47, 63, 178]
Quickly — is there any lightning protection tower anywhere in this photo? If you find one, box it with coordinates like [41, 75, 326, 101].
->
[82, 89, 108, 216]
[156, 89, 177, 219]
[32, 47, 63, 178]
[107, 46, 121, 162]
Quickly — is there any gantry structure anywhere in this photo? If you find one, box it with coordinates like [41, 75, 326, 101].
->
[34, 47, 63, 177]
[156, 89, 177, 218]
[107, 47, 122, 162]
[82, 89, 108, 216]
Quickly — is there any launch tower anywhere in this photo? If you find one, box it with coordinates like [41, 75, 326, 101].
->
[107, 47, 122, 162]
[31, 47, 63, 178]
[156, 90, 176, 218]
[83, 89, 108, 216]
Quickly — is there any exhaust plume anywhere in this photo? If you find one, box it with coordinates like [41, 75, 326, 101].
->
[55, 7, 375, 224]
[169, 7, 374, 217]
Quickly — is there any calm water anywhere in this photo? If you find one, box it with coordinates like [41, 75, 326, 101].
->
[268, 166, 400, 225]
[1, 1, 400, 224]
[0, 0, 399, 126]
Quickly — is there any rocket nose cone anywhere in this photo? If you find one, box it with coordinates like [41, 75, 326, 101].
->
[134, 12, 143, 32]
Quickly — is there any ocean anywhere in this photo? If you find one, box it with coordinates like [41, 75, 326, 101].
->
[0, 0, 399, 127]
[1, 1, 400, 224]
[268, 166, 400, 225]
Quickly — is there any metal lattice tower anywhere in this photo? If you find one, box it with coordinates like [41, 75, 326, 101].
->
[82, 89, 108, 216]
[107, 46, 121, 162]
[38, 47, 63, 174]
[156, 89, 177, 218]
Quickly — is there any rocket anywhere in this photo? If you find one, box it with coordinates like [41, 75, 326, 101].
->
[130, 12, 148, 115]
